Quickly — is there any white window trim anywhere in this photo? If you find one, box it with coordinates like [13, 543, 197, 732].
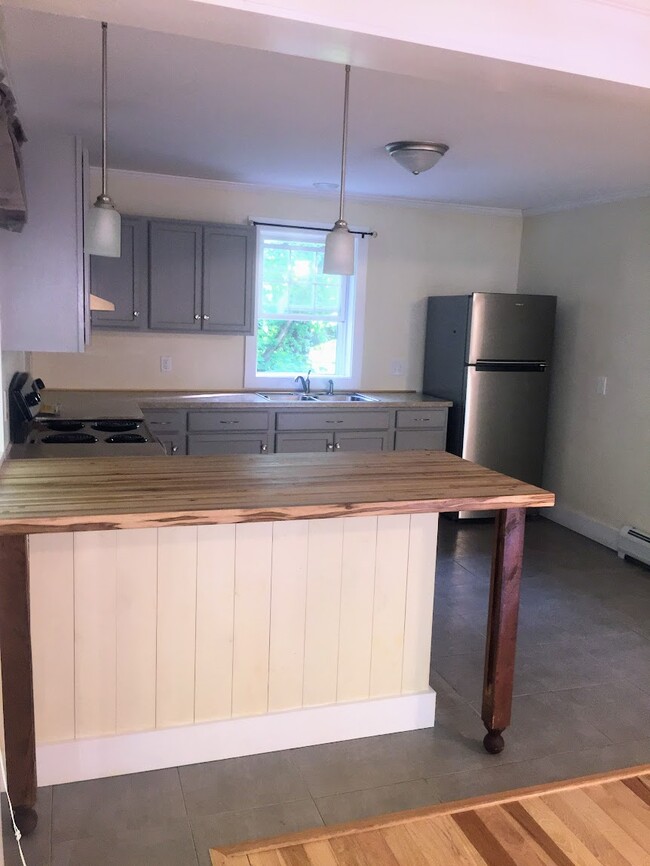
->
[244, 218, 368, 392]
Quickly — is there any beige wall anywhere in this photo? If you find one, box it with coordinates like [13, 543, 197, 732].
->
[519, 196, 650, 534]
[31, 168, 522, 392]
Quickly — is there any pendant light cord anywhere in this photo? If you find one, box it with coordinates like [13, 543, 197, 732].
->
[337, 64, 351, 223]
[101, 21, 108, 199]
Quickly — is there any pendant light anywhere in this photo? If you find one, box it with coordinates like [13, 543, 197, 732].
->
[86, 22, 121, 258]
[323, 64, 354, 276]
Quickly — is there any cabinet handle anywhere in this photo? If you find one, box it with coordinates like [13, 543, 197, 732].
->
[194, 314, 201, 320]
[260, 443, 268, 453]
[203, 315, 210, 321]
[171, 444, 178, 454]
[151, 421, 173, 426]
[325, 420, 344, 424]
[133, 311, 140, 318]
[334, 441, 341, 450]
[219, 420, 239, 425]
[413, 417, 431, 422]
[327, 442, 334, 451]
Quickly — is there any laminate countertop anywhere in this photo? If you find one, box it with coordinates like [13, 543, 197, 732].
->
[39, 389, 452, 416]
[0, 450, 554, 535]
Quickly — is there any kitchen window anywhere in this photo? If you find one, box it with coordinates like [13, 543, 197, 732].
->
[244, 223, 367, 390]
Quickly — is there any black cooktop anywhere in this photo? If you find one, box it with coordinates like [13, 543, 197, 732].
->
[42, 433, 98, 444]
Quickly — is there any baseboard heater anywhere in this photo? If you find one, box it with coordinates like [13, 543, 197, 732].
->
[618, 526, 650, 566]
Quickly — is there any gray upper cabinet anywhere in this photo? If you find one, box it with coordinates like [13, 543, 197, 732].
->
[149, 220, 203, 331]
[202, 225, 255, 334]
[90, 217, 147, 330]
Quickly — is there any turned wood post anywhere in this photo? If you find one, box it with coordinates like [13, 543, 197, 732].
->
[0, 534, 38, 834]
[481, 507, 525, 754]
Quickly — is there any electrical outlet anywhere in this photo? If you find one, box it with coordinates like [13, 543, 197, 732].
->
[391, 360, 405, 376]
[596, 376, 607, 396]
[160, 356, 172, 373]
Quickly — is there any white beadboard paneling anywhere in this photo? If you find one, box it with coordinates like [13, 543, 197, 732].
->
[231, 522, 273, 717]
[337, 516, 378, 703]
[402, 513, 438, 694]
[115, 529, 158, 733]
[36, 690, 436, 785]
[303, 518, 344, 707]
[369, 515, 411, 698]
[268, 520, 309, 712]
[74, 531, 117, 738]
[156, 526, 198, 728]
[29, 533, 75, 743]
[195, 524, 236, 722]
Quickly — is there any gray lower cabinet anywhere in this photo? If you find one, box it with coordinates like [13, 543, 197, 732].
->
[188, 434, 269, 455]
[335, 431, 389, 452]
[142, 409, 187, 456]
[149, 220, 203, 331]
[90, 217, 148, 330]
[275, 433, 332, 453]
[202, 225, 255, 334]
[393, 407, 448, 451]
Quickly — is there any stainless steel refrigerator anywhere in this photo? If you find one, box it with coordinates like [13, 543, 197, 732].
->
[423, 292, 556, 518]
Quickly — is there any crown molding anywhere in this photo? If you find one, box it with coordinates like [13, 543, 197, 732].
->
[96, 166, 522, 218]
[523, 187, 650, 217]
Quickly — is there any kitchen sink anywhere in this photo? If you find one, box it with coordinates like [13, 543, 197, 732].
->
[314, 393, 379, 402]
[257, 393, 319, 402]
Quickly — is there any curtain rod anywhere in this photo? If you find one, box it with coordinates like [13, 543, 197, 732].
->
[248, 219, 377, 239]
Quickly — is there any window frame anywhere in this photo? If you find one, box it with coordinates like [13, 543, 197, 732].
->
[244, 219, 368, 391]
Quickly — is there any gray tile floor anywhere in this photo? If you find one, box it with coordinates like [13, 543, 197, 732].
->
[5, 517, 650, 866]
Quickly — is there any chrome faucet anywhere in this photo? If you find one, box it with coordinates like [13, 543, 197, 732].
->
[327, 379, 334, 395]
[294, 369, 312, 394]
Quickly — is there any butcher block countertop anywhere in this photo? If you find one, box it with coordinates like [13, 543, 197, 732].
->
[0, 450, 554, 535]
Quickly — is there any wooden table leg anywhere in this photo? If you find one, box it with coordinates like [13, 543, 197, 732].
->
[0, 534, 38, 834]
[481, 508, 525, 754]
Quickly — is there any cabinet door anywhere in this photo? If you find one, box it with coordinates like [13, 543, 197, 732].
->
[275, 433, 332, 453]
[334, 431, 388, 452]
[202, 225, 255, 334]
[394, 429, 446, 451]
[90, 217, 147, 330]
[188, 435, 269, 456]
[158, 434, 186, 456]
[149, 220, 202, 331]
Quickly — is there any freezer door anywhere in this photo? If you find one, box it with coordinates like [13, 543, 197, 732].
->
[467, 293, 556, 363]
[462, 365, 551, 487]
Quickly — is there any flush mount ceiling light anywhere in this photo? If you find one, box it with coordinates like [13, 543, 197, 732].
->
[385, 141, 449, 175]
[324, 64, 355, 276]
[86, 22, 121, 257]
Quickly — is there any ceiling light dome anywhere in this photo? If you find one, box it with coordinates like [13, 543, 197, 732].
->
[385, 141, 449, 175]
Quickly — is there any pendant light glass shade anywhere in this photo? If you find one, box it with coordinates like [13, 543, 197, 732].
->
[86, 22, 121, 258]
[86, 196, 121, 257]
[324, 219, 354, 275]
[323, 65, 355, 277]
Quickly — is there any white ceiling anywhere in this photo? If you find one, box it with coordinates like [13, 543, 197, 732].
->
[3, 7, 650, 211]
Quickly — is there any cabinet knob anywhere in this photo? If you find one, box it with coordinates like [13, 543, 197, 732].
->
[260, 443, 268, 453]
[133, 311, 140, 318]
[335, 441, 341, 450]
[171, 444, 178, 454]
[194, 314, 201, 320]
[203, 315, 210, 320]
[327, 442, 334, 452]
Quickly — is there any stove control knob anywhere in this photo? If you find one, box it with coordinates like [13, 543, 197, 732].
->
[25, 392, 41, 407]
[33, 378, 46, 390]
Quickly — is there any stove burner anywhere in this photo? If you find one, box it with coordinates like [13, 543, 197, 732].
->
[42, 433, 98, 444]
[91, 420, 141, 433]
[44, 420, 85, 432]
[105, 433, 148, 443]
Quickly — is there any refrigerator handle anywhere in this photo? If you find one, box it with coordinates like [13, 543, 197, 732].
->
[474, 362, 547, 372]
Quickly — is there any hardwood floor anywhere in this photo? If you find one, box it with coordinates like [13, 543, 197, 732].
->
[211, 765, 650, 865]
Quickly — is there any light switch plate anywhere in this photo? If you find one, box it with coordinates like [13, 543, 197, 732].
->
[391, 360, 405, 376]
[160, 356, 172, 373]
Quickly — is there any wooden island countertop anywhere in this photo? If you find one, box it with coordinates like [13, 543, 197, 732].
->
[0, 449, 554, 836]
[0, 450, 553, 534]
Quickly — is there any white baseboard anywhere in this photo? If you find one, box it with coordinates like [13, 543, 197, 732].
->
[546, 503, 618, 550]
[36, 690, 437, 786]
